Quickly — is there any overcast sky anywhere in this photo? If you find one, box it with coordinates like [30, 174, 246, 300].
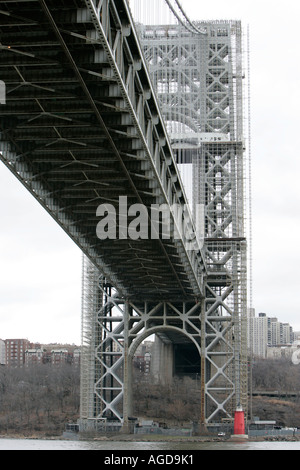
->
[0, 0, 299, 344]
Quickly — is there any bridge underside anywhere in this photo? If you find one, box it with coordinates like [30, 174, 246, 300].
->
[0, 0, 204, 302]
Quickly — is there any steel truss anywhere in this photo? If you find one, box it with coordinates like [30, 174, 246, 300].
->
[0, 0, 205, 302]
[80, 256, 204, 430]
[138, 19, 248, 421]
[80, 249, 247, 428]
[79, 16, 248, 427]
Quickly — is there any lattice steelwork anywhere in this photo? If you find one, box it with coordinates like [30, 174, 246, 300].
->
[80, 255, 205, 431]
[80, 9, 248, 428]
[80, 257, 125, 429]
[135, 17, 248, 422]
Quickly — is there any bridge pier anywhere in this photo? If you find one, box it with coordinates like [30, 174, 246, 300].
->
[79, 256, 247, 431]
[121, 301, 133, 433]
[151, 336, 174, 386]
[79, 259, 207, 431]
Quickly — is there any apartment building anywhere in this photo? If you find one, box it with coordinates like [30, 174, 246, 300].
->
[248, 311, 294, 358]
[248, 311, 268, 358]
[25, 348, 44, 366]
[25, 346, 80, 366]
[0, 339, 6, 365]
[5, 338, 31, 367]
[2, 339, 80, 367]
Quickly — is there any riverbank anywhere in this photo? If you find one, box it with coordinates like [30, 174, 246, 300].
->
[1, 431, 300, 444]
[0, 432, 227, 442]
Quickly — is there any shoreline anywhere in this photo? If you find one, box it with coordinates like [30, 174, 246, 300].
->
[0, 432, 299, 444]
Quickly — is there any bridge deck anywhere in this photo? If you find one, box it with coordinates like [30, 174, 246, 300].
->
[0, 0, 205, 300]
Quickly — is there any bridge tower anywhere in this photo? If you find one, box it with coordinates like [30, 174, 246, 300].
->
[79, 5, 248, 429]
[80, 258, 204, 431]
[137, 17, 248, 423]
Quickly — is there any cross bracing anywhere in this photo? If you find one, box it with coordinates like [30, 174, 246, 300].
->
[135, 15, 248, 422]
[80, 8, 248, 427]
[80, 256, 205, 426]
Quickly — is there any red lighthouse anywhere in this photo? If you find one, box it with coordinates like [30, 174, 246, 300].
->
[233, 405, 246, 436]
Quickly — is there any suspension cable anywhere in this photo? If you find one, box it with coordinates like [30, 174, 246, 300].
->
[164, 0, 206, 35]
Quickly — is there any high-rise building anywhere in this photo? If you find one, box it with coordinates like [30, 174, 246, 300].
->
[0, 339, 6, 365]
[248, 312, 268, 358]
[282, 323, 293, 344]
[248, 312, 294, 358]
[5, 339, 31, 367]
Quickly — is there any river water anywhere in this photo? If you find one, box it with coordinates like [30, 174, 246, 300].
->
[0, 438, 299, 451]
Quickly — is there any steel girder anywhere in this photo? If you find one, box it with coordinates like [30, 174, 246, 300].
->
[0, 0, 205, 301]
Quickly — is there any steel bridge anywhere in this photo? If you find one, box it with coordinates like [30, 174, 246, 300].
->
[0, 0, 248, 429]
